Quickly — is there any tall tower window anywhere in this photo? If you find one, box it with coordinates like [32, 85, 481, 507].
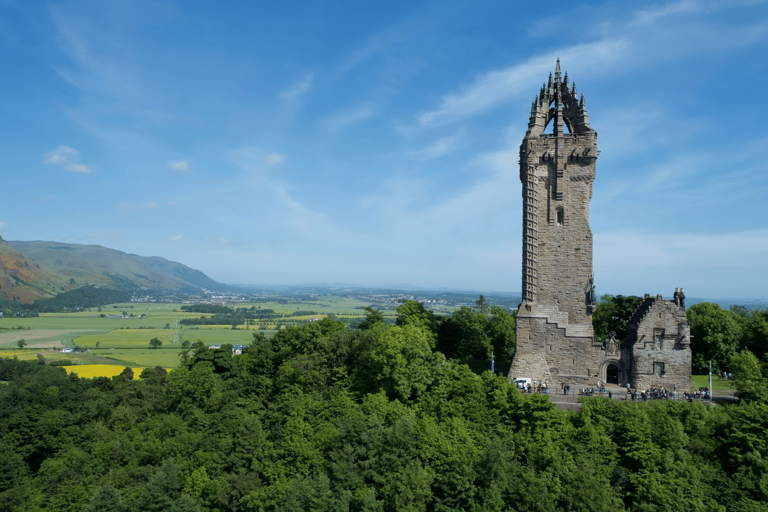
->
[556, 207, 564, 225]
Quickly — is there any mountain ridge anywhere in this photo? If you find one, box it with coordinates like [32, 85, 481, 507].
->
[2, 240, 230, 301]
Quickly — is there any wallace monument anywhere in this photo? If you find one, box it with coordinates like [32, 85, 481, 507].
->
[507, 60, 692, 391]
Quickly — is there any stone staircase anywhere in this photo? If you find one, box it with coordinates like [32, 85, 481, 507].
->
[531, 305, 593, 339]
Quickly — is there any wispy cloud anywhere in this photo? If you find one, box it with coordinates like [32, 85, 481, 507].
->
[204, 237, 232, 245]
[595, 228, 768, 297]
[229, 145, 350, 240]
[43, 145, 95, 173]
[64, 164, 92, 174]
[407, 131, 464, 160]
[280, 74, 313, 100]
[43, 145, 79, 165]
[167, 160, 189, 172]
[417, 40, 629, 127]
[417, 2, 768, 128]
[322, 104, 375, 131]
[118, 201, 158, 210]
[632, 0, 702, 27]
[264, 153, 286, 165]
[166, 234, 183, 243]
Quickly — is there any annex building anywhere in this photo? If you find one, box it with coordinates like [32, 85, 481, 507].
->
[507, 60, 691, 391]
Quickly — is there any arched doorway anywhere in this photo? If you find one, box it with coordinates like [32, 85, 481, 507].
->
[606, 364, 619, 384]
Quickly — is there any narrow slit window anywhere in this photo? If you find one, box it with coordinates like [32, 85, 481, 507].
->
[556, 207, 564, 225]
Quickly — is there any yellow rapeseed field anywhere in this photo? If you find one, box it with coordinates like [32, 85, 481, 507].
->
[62, 364, 173, 380]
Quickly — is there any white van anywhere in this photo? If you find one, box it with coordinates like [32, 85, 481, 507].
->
[512, 378, 532, 390]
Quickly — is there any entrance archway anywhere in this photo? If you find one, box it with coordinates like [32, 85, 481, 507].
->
[606, 364, 619, 384]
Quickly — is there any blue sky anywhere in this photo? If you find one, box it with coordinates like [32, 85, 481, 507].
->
[1, 0, 767, 299]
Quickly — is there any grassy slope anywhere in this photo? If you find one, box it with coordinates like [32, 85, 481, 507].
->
[0, 239, 70, 301]
[7, 240, 229, 295]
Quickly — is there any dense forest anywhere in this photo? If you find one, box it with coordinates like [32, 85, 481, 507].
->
[0, 285, 129, 316]
[1, 301, 767, 511]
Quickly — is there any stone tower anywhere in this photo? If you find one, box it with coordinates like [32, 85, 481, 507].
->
[507, 60, 692, 391]
[508, 60, 600, 386]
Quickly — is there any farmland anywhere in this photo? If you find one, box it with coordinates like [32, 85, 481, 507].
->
[0, 296, 393, 372]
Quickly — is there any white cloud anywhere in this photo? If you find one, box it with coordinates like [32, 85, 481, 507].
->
[632, 0, 702, 27]
[118, 201, 158, 210]
[204, 237, 232, 245]
[264, 154, 287, 165]
[44, 145, 79, 165]
[280, 74, 313, 100]
[167, 160, 189, 172]
[166, 234, 183, 243]
[43, 145, 94, 173]
[595, 228, 768, 297]
[64, 163, 93, 173]
[407, 131, 464, 160]
[322, 104, 375, 131]
[0, 221, 5, 230]
[417, 2, 768, 128]
[417, 40, 630, 127]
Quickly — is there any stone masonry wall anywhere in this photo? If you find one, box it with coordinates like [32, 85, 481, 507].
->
[625, 296, 692, 391]
[521, 133, 597, 324]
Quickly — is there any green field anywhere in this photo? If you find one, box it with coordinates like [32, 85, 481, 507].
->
[691, 374, 736, 392]
[0, 298, 383, 369]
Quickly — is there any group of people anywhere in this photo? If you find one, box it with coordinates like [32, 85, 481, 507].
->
[683, 387, 712, 400]
[518, 379, 710, 401]
[524, 380, 550, 394]
[625, 385, 676, 401]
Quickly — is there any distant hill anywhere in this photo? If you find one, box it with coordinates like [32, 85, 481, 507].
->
[0, 237, 71, 302]
[4, 240, 230, 301]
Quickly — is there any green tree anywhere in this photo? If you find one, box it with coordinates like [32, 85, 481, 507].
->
[358, 306, 385, 331]
[135, 459, 184, 512]
[476, 295, 488, 314]
[149, 337, 163, 349]
[437, 307, 491, 359]
[365, 324, 445, 401]
[395, 301, 438, 343]
[743, 309, 768, 362]
[730, 350, 768, 402]
[591, 294, 642, 342]
[488, 306, 516, 361]
[688, 302, 743, 372]
[84, 485, 128, 512]
[16, 339, 26, 349]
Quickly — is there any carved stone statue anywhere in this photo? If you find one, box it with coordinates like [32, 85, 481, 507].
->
[585, 274, 596, 305]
